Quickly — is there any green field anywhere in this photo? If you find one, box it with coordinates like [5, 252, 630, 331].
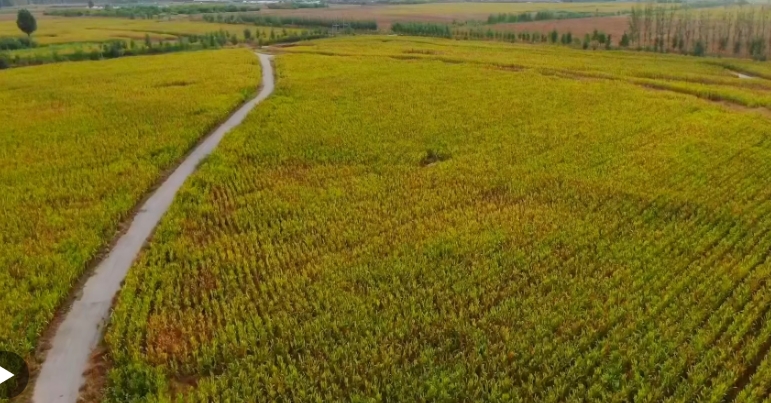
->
[103, 36, 771, 402]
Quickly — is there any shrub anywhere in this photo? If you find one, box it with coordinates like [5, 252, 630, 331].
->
[693, 40, 706, 57]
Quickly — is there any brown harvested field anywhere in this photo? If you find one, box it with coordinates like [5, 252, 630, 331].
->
[491, 15, 629, 39]
[259, 5, 460, 30]
[258, 2, 636, 30]
[0, 11, 19, 21]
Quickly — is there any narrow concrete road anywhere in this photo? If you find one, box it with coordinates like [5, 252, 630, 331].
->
[32, 52, 275, 403]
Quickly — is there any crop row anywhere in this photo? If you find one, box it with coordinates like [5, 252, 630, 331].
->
[0, 49, 259, 357]
[106, 40, 771, 402]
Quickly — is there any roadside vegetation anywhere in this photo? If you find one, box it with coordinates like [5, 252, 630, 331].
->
[105, 35, 771, 402]
[0, 49, 260, 357]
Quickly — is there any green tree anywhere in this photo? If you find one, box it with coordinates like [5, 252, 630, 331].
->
[628, 6, 641, 46]
[620, 32, 630, 47]
[16, 9, 37, 38]
[693, 40, 705, 56]
[88, 0, 94, 8]
[750, 37, 766, 61]
[243, 28, 252, 42]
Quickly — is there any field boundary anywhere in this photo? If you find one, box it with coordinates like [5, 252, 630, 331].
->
[29, 51, 276, 403]
[286, 48, 771, 115]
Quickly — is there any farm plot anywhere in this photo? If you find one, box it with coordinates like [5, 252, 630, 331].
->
[0, 16, 299, 45]
[491, 15, 630, 39]
[257, 2, 636, 29]
[106, 36, 771, 402]
[0, 49, 259, 357]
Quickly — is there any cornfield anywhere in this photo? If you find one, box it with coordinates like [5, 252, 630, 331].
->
[0, 17, 301, 45]
[0, 48, 259, 357]
[105, 36, 771, 401]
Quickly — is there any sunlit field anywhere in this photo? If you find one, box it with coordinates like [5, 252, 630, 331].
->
[105, 36, 771, 402]
[0, 49, 259, 358]
[0, 16, 299, 45]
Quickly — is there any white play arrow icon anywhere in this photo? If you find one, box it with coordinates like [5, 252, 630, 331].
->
[0, 351, 29, 399]
[0, 365, 13, 385]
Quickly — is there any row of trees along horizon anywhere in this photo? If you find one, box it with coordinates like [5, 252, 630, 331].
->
[202, 13, 378, 30]
[7, 4, 771, 62]
[627, 4, 771, 60]
[392, 21, 615, 50]
[43, 3, 264, 18]
[392, 4, 771, 60]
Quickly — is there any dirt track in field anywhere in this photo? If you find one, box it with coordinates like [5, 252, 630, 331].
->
[30, 52, 275, 403]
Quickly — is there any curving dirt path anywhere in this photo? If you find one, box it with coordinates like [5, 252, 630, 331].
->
[31, 52, 275, 403]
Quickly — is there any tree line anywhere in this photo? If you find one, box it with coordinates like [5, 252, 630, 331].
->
[390, 21, 613, 51]
[486, 10, 618, 24]
[0, 36, 35, 51]
[458, 26, 612, 49]
[0, 0, 171, 6]
[392, 22, 451, 38]
[265, 2, 327, 9]
[385, 3, 771, 61]
[202, 13, 378, 30]
[625, 3, 771, 59]
[45, 4, 262, 19]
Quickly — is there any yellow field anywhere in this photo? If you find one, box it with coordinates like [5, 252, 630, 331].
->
[282, 36, 771, 92]
[0, 17, 174, 44]
[0, 16, 299, 45]
[106, 36, 771, 401]
[0, 49, 260, 356]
